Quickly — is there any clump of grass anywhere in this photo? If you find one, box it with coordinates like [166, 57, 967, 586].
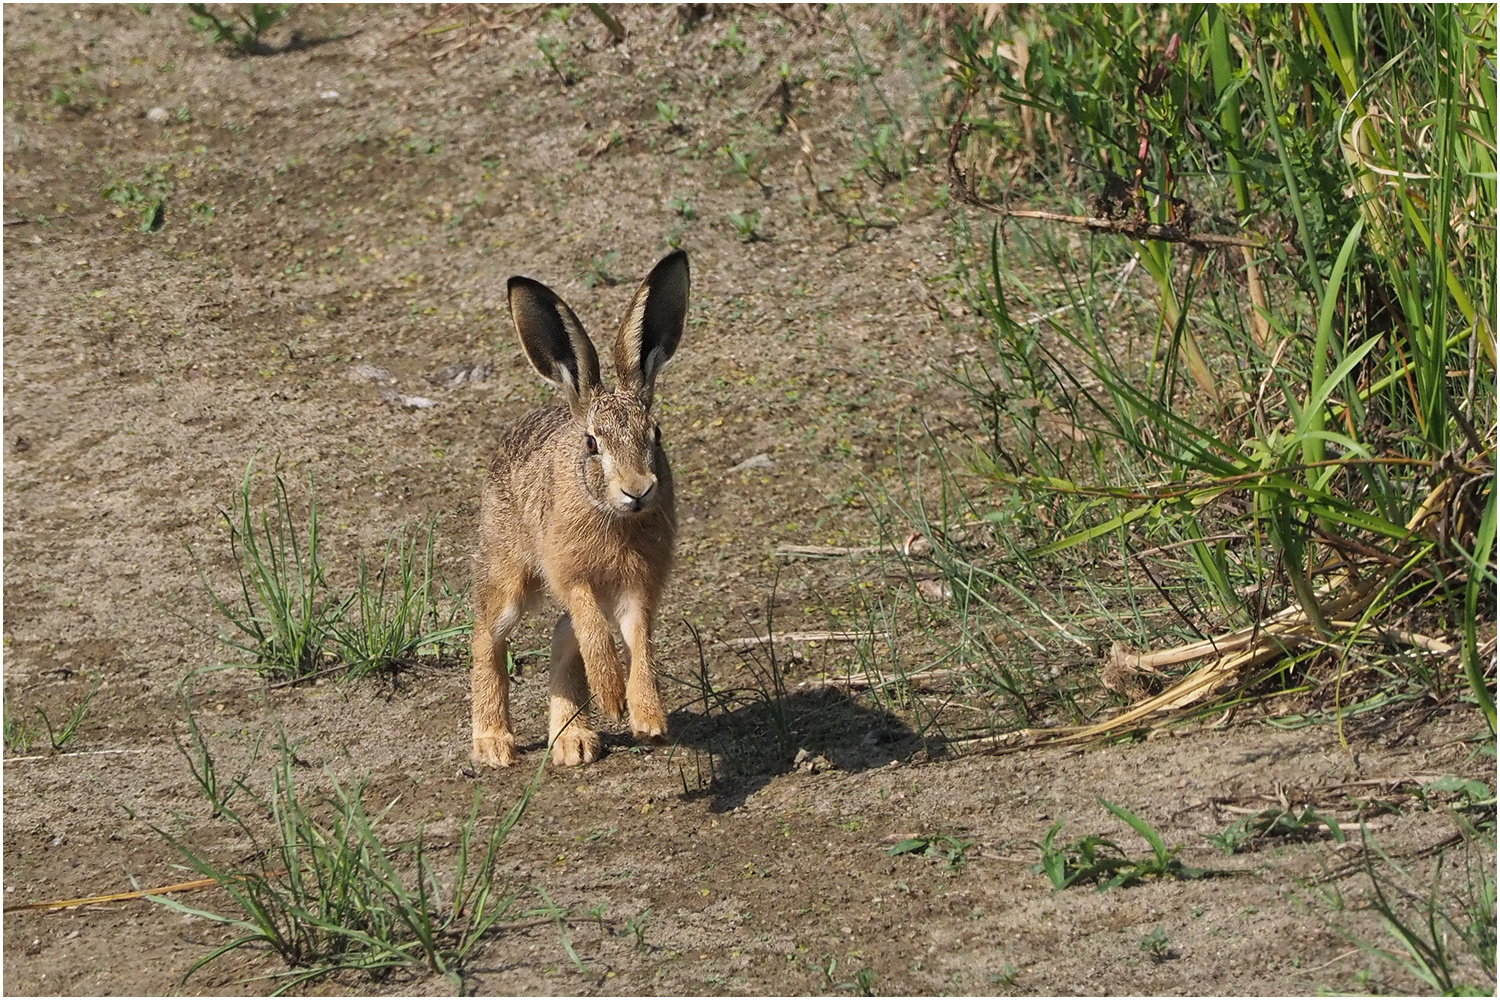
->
[152, 719, 543, 994]
[3, 678, 100, 755]
[337, 517, 469, 682]
[2, 692, 39, 754]
[192, 459, 468, 683]
[879, 4, 1496, 739]
[34, 677, 100, 753]
[1344, 837, 1496, 996]
[193, 459, 343, 680]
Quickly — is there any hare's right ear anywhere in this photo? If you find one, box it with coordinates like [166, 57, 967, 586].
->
[508, 276, 602, 416]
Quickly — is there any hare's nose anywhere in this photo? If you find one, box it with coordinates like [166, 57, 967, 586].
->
[622, 478, 656, 511]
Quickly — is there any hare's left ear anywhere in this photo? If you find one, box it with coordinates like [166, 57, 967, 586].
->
[613, 250, 689, 406]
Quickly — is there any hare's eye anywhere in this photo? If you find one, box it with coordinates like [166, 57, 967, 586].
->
[585, 434, 598, 455]
[653, 424, 662, 445]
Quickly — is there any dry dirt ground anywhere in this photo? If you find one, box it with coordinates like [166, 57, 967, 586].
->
[3, 5, 1493, 996]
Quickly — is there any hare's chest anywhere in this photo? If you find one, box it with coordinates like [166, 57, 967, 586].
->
[541, 511, 674, 597]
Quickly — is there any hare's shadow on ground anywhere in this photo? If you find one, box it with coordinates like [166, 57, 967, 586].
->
[640, 684, 924, 812]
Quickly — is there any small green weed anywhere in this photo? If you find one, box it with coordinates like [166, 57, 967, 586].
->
[3, 691, 39, 754]
[579, 250, 621, 288]
[888, 834, 975, 872]
[617, 908, 650, 952]
[719, 143, 765, 191]
[712, 21, 747, 55]
[186, 3, 290, 55]
[669, 195, 696, 221]
[5, 679, 101, 755]
[1419, 777, 1497, 828]
[1207, 806, 1346, 855]
[852, 122, 906, 186]
[1139, 924, 1172, 963]
[655, 101, 683, 133]
[34, 677, 100, 753]
[840, 965, 877, 996]
[173, 685, 261, 819]
[990, 962, 1020, 988]
[536, 36, 577, 86]
[103, 175, 168, 233]
[727, 210, 762, 242]
[1035, 799, 1209, 891]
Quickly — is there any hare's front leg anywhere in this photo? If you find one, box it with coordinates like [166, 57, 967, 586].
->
[562, 586, 628, 722]
[619, 597, 668, 744]
[470, 580, 528, 768]
[547, 614, 601, 766]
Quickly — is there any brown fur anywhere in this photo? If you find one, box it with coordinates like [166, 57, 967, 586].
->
[471, 251, 688, 768]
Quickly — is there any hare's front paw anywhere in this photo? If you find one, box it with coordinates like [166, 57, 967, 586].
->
[551, 726, 601, 767]
[471, 731, 519, 768]
[630, 707, 670, 746]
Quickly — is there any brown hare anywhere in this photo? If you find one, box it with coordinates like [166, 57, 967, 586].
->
[471, 250, 688, 768]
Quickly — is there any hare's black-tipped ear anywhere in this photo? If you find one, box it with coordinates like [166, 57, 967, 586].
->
[509, 276, 601, 415]
[614, 250, 689, 406]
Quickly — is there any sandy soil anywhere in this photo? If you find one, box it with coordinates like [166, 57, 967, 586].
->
[3, 5, 1492, 996]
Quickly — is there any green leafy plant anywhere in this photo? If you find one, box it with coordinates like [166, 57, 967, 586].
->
[103, 173, 169, 233]
[1207, 806, 1346, 855]
[712, 21, 747, 55]
[655, 101, 683, 133]
[186, 3, 291, 55]
[840, 965, 877, 996]
[617, 908, 650, 953]
[1035, 799, 1208, 891]
[719, 143, 765, 191]
[669, 195, 696, 221]
[888, 834, 976, 872]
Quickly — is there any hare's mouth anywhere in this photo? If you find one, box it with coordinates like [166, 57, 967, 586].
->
[609, 482, 657, 514]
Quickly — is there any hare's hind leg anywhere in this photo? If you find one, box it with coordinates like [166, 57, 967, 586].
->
[560, 586, 627, 722]
[471, 575, 535, 768]
[547, 614, 602, 766]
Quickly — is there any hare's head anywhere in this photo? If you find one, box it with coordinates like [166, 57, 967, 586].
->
[507, 250, 689, 517]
